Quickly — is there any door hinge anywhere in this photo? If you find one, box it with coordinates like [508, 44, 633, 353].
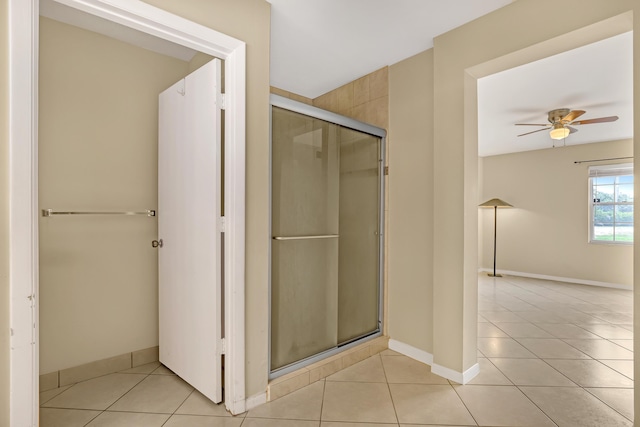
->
[219, 216, 226, 232]
[220, 338, 226, 355]
[384, 166, 389, 175]
[217, 93, 226, 110]
[177, 79, 186, 96]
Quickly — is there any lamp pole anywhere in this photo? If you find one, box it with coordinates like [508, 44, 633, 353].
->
[479, 198, 513, 278]
[491, 205, 499, 277]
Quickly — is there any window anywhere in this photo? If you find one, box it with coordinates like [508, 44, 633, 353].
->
[589, 163, 633, 244]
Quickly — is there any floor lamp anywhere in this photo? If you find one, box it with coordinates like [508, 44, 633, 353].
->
[479, 198, 513, 277]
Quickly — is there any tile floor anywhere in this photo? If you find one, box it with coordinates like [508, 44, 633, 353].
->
[41, 274, 634, 426]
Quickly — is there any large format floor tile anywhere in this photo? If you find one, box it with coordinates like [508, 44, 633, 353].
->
[326, 355, 386, 383]
[479, 311, 526, 323]
[242, 419, 317, 427]
[563, 338, 634, 360]
[515, 338, 591, 359]
[176, 390, 235, 417]
[322, 423, 396, 427]
[520, 386, 633, 427]
[381, 355, 448, 384]
[42, 373, 146, 410]
[545, 359, 634, 388]
[536, 323, 602, 339]
[163, 415, 244, 427]
[586, 388, 634, 421]
[247, 380, 324, 420]
[40, 408, 101, 427]
[321, 381, 397, 424]
[600, 359, 634, 379]
[39, 275, 634, 427]
[493, 322, 554, 338]
[579, 324, 634, 339]
[40, 385, 72, 406]
[108, 374, 193, 414]
[477, 322, 509, 337]
[476, 337, 536, 358]
[489, 358, 577, 386]
[389, 383, 475, 425]
[454, 385, 556, 426]
[466, 358, 512, 385]
[85, 411, 170, 426]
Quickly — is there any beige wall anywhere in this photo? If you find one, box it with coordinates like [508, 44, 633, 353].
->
[142, 0, 272, 398]
[480, 140, 633, 287]
[38, 17, 190, 373]
[387, 50, 434, 353]
[0, 0, 9, 423]
[431, 0, 638, 376]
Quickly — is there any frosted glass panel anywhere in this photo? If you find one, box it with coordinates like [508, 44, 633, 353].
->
[271, 107, 340, 370]
[272, 108, 340, 238]
[338, 129, 380, 343]
[271, 239, 338, 370]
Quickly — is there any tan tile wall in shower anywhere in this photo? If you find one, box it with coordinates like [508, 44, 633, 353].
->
[312, 66, 389, 130]
[270, 86, 313, 105]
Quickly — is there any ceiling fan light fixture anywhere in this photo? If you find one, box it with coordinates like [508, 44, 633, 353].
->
[550, 123, 570, 140]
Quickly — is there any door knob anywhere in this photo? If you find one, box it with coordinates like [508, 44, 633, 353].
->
[152, 239, 163, 248]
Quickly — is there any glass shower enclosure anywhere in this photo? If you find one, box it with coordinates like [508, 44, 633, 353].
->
[270, 95, 386, 377]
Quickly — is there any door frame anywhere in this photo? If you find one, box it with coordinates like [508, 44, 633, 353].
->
[8, 0, 247, 423]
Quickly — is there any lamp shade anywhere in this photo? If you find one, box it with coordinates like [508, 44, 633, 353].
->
[479, 198, 513, 208]
[549, 124, 570, 140]
[549, 128, 571, 139]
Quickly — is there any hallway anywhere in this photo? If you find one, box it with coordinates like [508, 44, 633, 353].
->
[40, 274, 634, 426]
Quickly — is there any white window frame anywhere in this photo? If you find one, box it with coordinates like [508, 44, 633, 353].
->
[9, 0, 247, 424]
[588, 163, 633, 245]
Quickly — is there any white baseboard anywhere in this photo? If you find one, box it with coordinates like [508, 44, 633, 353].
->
[478, 268, 632, 291]
[389, 339, 478, 384]
[245, 392, 267, 411]
[432, 362, 479, 385]
[388, 339, 433, 365]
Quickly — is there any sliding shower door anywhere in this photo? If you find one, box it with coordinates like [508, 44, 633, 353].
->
[337, 128, 381, 344]
[271, 97, 384, 374]
[271, 108, 341, 370]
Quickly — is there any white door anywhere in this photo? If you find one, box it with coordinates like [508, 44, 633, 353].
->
[158, 59, 223, 403]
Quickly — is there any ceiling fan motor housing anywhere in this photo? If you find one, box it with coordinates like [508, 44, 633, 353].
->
[548, 108, 571, 123]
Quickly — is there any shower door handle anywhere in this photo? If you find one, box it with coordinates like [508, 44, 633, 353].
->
[272, 234, 339, 241]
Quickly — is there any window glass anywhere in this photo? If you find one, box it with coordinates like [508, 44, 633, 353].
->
[589, 164, 633, 244]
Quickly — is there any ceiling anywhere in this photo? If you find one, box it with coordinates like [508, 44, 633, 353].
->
[267, 0, 514, 99]
[478, 31, 634, 157]
[40, 1, 633, 158]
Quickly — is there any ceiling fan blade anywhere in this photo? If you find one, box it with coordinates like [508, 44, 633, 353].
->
[517, 127, 551, 137]
[514, 123, 549, 126]
[571, 116, 619, 125]
[567, 126, 578, 134]
[561, 110, 586, 123]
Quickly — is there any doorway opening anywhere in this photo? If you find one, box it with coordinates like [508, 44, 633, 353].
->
[8, 0, 247, 423]
[464, 9, 634, 415]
